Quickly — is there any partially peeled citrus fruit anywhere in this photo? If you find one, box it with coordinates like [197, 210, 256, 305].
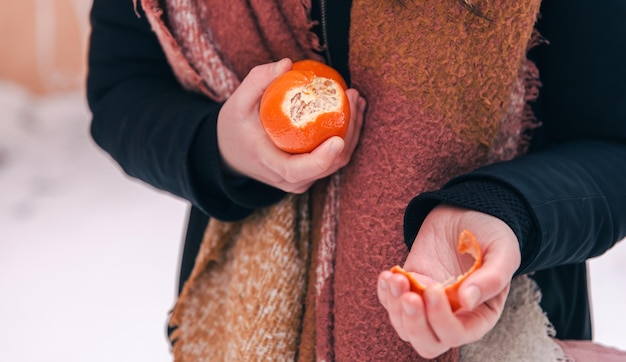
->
[390, 229, 483, 312]
[259, 60, 350, 154]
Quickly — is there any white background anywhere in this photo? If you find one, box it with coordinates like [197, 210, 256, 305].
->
[1, 85, 625, 361]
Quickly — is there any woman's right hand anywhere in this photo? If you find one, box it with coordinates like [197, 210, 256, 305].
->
[217, 58, 366, 194]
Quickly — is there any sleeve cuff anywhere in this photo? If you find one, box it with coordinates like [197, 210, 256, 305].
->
[188, 110, 285, 220]
[403, 178, 539, 275]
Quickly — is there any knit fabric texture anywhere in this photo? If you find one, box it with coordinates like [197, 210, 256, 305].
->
[328, 1, 542, 360]
[460, 275, 566, 362]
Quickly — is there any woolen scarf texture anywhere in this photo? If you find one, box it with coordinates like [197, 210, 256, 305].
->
[135, 0, 559, 360]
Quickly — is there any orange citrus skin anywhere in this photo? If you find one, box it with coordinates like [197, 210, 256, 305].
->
[259, 69, 350, 154]
[390, 265, 427, 294]
[390, 229, 483, 312]
[292, 59, 349, 90]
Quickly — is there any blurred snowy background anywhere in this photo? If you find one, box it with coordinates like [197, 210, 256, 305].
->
[0, 1, 624, 362]
[0, 1, 185, 361]
[0, 83, 186, 362]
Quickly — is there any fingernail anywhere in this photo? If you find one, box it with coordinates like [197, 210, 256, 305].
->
[379, 279, 388, 291]
[464, 285, 481, 310]
[428, 285, 442, 304]
[327, 138, 343, 155]
[403, 302, 417, 316]
[273, 58, 288, 73]
[358, 97, 367, 112]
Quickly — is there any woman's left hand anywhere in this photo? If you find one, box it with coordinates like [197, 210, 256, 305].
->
[377, 205, 521, 359]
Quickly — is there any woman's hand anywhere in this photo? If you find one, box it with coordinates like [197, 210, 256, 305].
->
[377, 205, 521, 359]
[217, 58, 366, 193]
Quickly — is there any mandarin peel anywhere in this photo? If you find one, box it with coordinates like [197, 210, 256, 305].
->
[390, 229, 483, 312]
[292, 59, 349, 90]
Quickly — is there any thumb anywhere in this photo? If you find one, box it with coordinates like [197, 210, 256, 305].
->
[453, 220, 520, 311]
[456, 259, 515, 311]
[294, 136, 345, 178]
[239, 58, 293, 101]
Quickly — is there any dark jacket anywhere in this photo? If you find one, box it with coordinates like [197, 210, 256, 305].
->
[87, 0, 626, 341]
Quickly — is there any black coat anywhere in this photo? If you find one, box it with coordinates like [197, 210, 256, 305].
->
[87, 0, 626, 341]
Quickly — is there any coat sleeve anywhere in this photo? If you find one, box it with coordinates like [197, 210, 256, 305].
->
[404, 0, 626, 275]
[87, 0, 285, 221]
[448, 141, 626, 275]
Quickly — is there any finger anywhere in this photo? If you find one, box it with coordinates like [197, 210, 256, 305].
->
[455, 286, 509, 340]
[424, 285, 465, 347]
[300, 104, 363, 178]
[341, 90, 366, 162]
[309, 136, 346, 167]
[378, 271, 410, 305]
[291, 90, 364, 178]
[387, 274, 412, 341]
[236, 58, 293, 106]
[254, 137, 345, 193]
[288, 93, 365, 180]
[403, 291, 451, 359]
[456, 270, 508, 312]
[457, 244, 518, 311]
[265, 138, 345, 184]
[400, 292, 440, 350]
[381, 272, 413, 340]
[377, 271, 392, 307]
